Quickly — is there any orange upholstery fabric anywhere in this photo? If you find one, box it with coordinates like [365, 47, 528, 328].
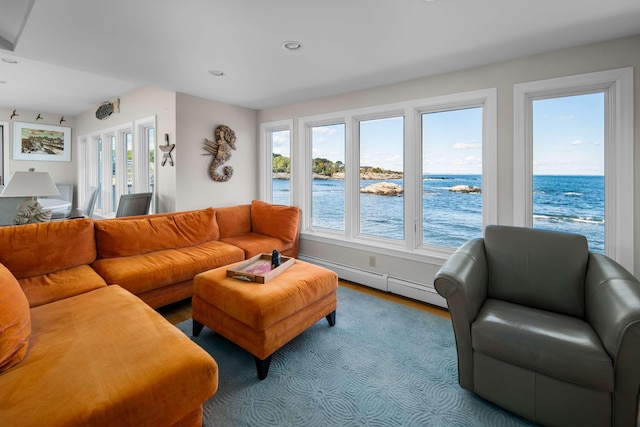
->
[251, 199, 300, 243]
[0, 264, 30, 373]
[195, 260, 337, 330]
[18, 265, 108, 308]
[92, 241, 244, 295]
[0, 286, 218, 427]
[193, 293, 337, 360]
[0, 218, 96, 279]
[220, 232, 294, 258]
[135, 280, 195, 309]
[95, 208, 219, 258]
[215, 204, 251, 238]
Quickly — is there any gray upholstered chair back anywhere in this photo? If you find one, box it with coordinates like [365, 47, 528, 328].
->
[115, 192, 152, 217]
[484, 225, 589, 317]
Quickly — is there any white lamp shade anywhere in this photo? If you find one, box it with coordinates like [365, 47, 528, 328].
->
[0, 170, 60, 198]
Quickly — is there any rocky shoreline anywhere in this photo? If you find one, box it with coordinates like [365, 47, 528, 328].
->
[273, 172, 480, 195]
[273, 172, 403, 180]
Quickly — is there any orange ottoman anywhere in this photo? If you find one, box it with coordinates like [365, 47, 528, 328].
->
[192, 260, 338, 379]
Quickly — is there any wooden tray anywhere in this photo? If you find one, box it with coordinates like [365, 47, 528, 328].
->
[226, 253, 295, 283]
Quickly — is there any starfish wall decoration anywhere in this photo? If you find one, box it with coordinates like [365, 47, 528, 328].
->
[159, 133, 175, 166]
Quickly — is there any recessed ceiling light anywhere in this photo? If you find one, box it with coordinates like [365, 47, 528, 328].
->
[208, 70, 224, 77]
[2, 58, 18, 64]
[281, 41, 302, 51]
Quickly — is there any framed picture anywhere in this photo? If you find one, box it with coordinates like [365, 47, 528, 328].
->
[13, 121, 71, 162]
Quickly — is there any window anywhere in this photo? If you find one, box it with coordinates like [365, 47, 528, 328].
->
[422, 107, 483, 248]
[125, 131, 133, 194]
[358, 116, 404, 240]
[272, 130, 291, 205]
[311, 123, 345, 232]
[532, 93, 605, 253]
[146, 127, 156, 213]
[288, 89, 496, 258]
[514, 68, 634, 272]
[259, 120, 293, 206]
[78, 116, 156, 217]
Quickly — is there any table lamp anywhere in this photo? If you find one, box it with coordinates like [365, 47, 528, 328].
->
[0, 168, 60, 224]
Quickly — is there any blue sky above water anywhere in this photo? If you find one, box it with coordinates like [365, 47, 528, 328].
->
[273, 92, 605, 176]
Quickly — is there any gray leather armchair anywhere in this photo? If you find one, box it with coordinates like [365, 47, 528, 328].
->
[434, 225, 640, 427]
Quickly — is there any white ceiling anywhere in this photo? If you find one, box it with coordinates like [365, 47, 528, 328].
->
[1, 0, 640, 116]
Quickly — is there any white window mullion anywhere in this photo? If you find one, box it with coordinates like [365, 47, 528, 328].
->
[405, 107, 419, 251]
[116, 129, 128, 200]
[100, 134, 112, 213]
[345, 116, 357, 240]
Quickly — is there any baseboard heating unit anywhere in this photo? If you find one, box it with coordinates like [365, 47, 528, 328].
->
[299, 255, 446, 308]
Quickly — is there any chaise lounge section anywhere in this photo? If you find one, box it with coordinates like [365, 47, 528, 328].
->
[0, 220, 218, 427]
[0, 200, 301, 426]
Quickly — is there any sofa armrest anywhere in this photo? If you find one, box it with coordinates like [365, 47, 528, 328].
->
[585, 253, 640, 426]
[434, 238, 488, 390]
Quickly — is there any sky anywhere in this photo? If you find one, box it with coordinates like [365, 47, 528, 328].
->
[533, 92, 604, 176]
[272, 92, 605, 176]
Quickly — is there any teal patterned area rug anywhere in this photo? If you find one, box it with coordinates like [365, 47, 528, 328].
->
[176, 286, 535, 426]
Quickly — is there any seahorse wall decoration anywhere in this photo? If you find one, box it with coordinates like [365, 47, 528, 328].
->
[203, 124, 236, 182]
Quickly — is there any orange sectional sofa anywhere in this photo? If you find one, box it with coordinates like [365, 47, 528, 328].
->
[0, 200, 301, 426]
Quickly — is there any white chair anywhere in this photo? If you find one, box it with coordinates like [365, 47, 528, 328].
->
[43, 183, 73, 219]
[70, 186, 98, 219]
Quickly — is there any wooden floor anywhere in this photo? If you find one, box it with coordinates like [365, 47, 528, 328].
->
[157, 279, 450, 325]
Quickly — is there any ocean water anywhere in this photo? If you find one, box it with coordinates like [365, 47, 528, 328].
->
[272, 175, 605, 253]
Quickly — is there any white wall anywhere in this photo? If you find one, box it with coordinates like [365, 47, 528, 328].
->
[174, 93, 258, 210]
[74, 86, 177, 212]
[258, 34, 640, 283]
[0, 107, 77, 186]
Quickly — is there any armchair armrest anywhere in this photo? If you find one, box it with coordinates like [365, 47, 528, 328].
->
[434, 238, 488, 390]
[585, 253, 640, 426]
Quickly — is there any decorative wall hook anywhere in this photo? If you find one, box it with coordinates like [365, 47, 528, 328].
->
[35, 113, 43, 121]
[159, 133, 175, 166]
[59, 116, 66, 125]
[10, 109, 18, 119]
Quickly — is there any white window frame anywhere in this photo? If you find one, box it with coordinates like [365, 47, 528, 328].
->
[353, 111, 405, 242]
[0, 121, 8, 186]
[514, 67, 634, 272]
[415, 90, 498, 253]
[134, 116, 157, 213]
[291, 88, 497, 262]
[259, 119, 293, 204]
[78, 117, 156, 217]
[301, 118, 348, 238]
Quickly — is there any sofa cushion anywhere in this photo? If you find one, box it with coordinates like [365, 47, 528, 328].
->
[18, 265, 108, 308]
[0, 264, 30, 373]
[216, 204, 251, 238]
[484, 225, 588, 317]
[472, 299, 613, 391]
[0, 218, 96, 279]
[220, 232, 294, 258]
[95, 208, 219, 258]
[251, 199, 300, 243]
[0, 285, 218, 426]
[92, 240, 244, 295]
